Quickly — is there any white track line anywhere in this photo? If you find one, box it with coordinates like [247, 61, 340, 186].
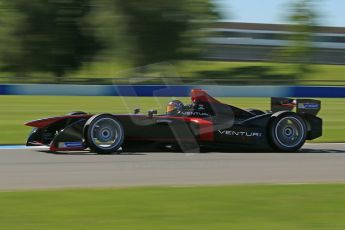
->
[0, 146, 49, 150]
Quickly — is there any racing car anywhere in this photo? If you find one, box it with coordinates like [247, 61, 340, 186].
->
[25, 89, 322, 153]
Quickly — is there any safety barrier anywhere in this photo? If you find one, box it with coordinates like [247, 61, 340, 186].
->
[0, 84, 344, 98]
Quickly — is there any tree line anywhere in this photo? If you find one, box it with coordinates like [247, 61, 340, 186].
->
[0, 0, 318, 81]
[0, 0, 218, 80]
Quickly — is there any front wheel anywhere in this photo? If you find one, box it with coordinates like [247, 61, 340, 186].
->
[269, 113, 307, 152]
[84, 114, 125, 154]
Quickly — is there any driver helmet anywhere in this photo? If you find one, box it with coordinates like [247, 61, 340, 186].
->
[166, 100, 184, 115]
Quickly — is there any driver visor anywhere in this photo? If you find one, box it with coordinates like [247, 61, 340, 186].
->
[166, 104, 176, 113]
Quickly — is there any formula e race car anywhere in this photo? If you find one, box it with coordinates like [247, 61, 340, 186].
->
[25, 89, 322, 153]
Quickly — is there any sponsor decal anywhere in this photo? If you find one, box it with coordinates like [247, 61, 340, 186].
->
[181, 111, 209, 116]
[218, 130, 262, 137]
[298, 103, 319, 109]
[198, 104, 205, 110]
[58, 142, 84, 148]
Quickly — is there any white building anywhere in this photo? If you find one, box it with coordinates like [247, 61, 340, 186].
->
[205, 22, 345, 64]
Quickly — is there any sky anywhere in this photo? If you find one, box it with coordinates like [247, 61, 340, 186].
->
[214, 0, 345, 27]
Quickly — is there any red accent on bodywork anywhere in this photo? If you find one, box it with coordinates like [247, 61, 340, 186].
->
[190, 89, 222, 104]
[25, 115, 92, 128]
[159, 116, 214, 141]
[189, 118, 214, 141]
[28, 141, 44, 146]
[126, 137, 197, 142]
[280, 103, 296, 109]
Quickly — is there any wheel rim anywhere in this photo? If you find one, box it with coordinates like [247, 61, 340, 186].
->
[90, 118, 123, 150]
[274, 116, 305, 148]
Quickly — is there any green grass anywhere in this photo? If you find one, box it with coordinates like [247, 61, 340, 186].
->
[76, 60, 345, 82]
[1, 60, 345, 85]
[1, 184, 345, 229]
[83, 60, 345, 84]
[175, 61, 345, 80]
[0, 95, 343, 144]
[75, 60, 345, 85]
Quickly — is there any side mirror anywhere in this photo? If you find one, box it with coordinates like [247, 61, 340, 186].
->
[148, 109, 157, 117]
[134, 108, 140, 114]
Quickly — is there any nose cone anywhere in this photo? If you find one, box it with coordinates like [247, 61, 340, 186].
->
[25, 117, 64, 128]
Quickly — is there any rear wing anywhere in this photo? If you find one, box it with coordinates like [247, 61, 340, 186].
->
[271, 98, 321, 115]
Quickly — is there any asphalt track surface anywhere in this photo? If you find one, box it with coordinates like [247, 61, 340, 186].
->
[1, 143, 345, 190]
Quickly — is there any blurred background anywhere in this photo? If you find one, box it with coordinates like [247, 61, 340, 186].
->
[0, 0, 343, 85]
[1, 2, 345, 228]
[0, 0, 344, 145]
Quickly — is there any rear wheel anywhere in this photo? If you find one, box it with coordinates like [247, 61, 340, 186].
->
[84, 114, 124, 154]
[269, 113, 307, 152]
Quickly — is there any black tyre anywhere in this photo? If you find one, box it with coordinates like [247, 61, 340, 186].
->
[84, 114, 124, 154]
[269, 113, 307, 152]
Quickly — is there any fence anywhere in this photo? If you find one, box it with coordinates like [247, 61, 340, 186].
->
[0, 84, 344, 98]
